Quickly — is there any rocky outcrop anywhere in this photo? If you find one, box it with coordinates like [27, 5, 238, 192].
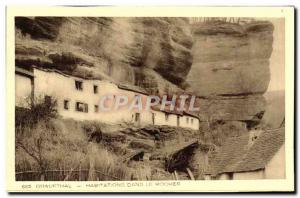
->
[15, 17, 193, 93]
[188, 20, 273, 96]
[198, 95, 267, 121]
[188, 20, 274, 122]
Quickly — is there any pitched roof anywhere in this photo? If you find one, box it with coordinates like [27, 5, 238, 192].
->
[151, 104, 181, 116]
[117, 84, 149, 95]
[31, 65, 115, 82]
[151, 104, 199, 119]
[15, 66, 34, 78]
[208, 128, 285, 175]
[183, 110, 199, 119]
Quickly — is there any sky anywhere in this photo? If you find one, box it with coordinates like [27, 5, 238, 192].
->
[267, 18, 285, 92]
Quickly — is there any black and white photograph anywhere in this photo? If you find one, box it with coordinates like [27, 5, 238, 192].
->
[4, 6, 294, 192]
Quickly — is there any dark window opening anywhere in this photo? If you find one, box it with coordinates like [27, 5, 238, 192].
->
[135, 113, 140, 123]
[64, 100, 69, 110]
[150, 98, 156, 103]
[191, 118, 194, 124]
[186, 117, 189, 124]
[94, 105, 99, 113]
[76, 102, 88, 112]
[134, 95, 140, 105]
[228, 172, 234, 180]
[44, 95, 52, 105]
[152, 113, 155, 125]
[165, 114, 169, 121]
[75, 80, 83, 91]
[93, 85, 98, 94]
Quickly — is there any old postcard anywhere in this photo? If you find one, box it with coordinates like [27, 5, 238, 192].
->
[6, 6, 294, 192]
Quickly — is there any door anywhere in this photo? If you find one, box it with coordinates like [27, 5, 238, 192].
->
[135, 113, 140, 125]
[152, 113, 155, 125]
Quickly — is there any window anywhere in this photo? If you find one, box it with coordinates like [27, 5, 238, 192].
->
[76, 102, 88, 112]
[186, 117, 189, 124]
[64, 100, 69, 110]
[44, 95, 52, 105]
[93, 85, 98, 94]
[75, 80, 83, 91]
[134, 95, 140, 105]
[150, 98, 156, 103]
[228, 172, 234, 180]
[191, 118, 194, 124]
[135, 113, 140, 123]
[94, 105, 99, 113]
[152, 113, 155, 125]
[165, 114, 169, 121]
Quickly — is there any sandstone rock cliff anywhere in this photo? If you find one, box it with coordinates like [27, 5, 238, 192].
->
[188, 20, 274, 122]
[188, 20, 273, 96]
[15, 17, 193, 94]
[15, 17, 274, 124]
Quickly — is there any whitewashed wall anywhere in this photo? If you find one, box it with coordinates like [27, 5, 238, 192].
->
[264, 144, 285, 179]
[232, 170, 265, 180]
[179, 115, 199, 130]
[151, 111, 200, 130]
[31, 68, 200, 130]
[153, 111, 177, 127]
[34, 68, 134, 124]
[15, 74, 32, 108]
[218, 173, 231, 180]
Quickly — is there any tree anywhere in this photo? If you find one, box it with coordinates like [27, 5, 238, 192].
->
[15, 96, 58, 180]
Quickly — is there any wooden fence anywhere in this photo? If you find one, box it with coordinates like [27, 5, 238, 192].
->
[15, 169, 121, 181]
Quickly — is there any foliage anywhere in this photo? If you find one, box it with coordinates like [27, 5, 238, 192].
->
[16, 95, 58, 127]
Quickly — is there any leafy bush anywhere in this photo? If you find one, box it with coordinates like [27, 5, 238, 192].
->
[16, 96, 58, 127]
[15, 97, 133, 181]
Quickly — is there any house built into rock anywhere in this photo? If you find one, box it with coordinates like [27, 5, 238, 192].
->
[15, 66, 200, 130]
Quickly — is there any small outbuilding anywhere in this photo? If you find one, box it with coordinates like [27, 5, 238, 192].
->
[204, 128, 285, 180]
